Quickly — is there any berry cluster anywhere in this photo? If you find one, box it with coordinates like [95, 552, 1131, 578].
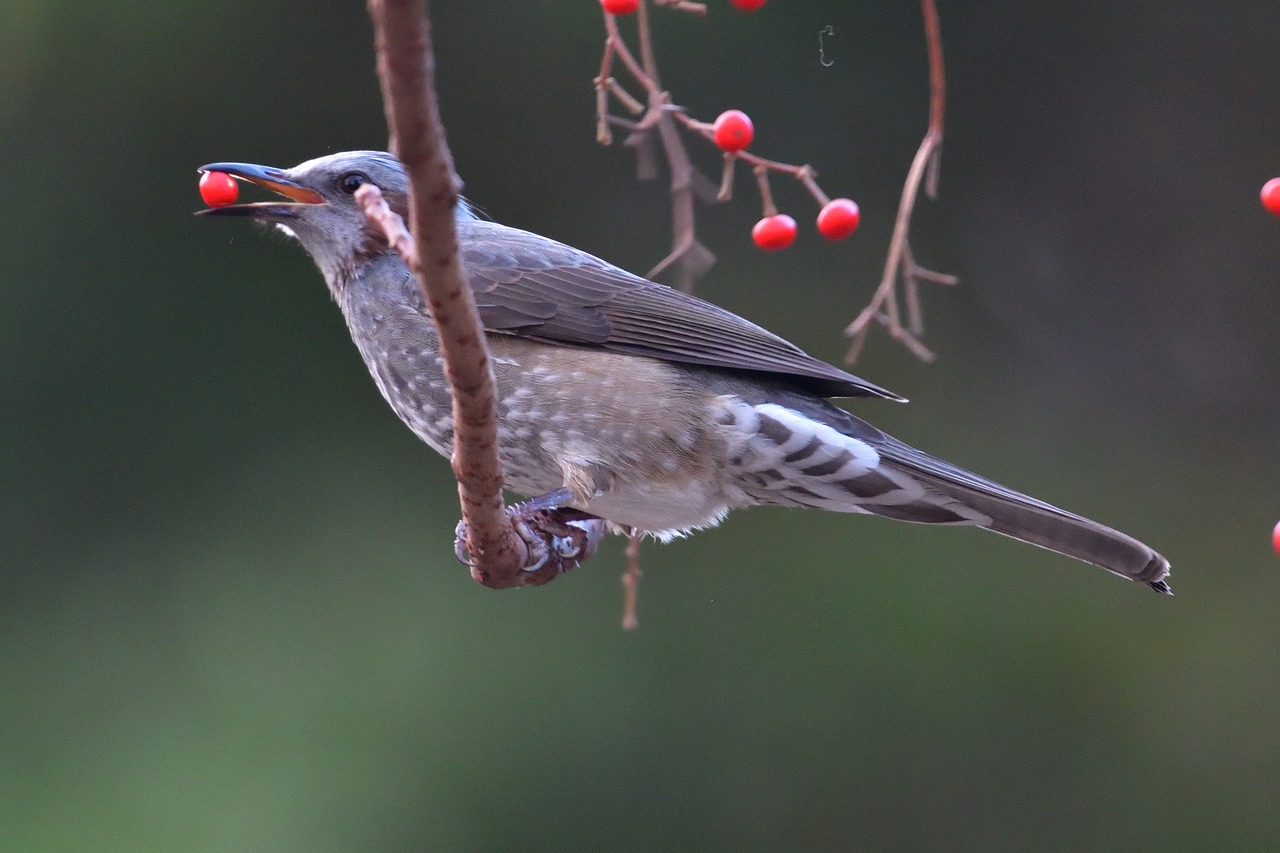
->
[708, 109, 861, 251]
[595, 0, 957, 362]
[599, 2, 861, 253]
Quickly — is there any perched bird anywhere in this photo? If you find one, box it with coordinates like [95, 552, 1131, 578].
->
[197, 151, 1170, 593]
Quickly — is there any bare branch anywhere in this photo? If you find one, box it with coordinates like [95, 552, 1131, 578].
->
[843, 0, 954, 364]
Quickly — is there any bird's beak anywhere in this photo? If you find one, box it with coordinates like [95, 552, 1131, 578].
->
[194, 162, 325, 219]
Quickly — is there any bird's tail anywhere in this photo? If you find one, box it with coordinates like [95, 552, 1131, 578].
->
[871, 431, 1171, 593]
[728, 398, 1171, 593]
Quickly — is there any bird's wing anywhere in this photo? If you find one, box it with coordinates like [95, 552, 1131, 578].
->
[458, 219, 902, 400]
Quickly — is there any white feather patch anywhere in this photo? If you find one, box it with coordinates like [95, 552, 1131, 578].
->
[726, 401, 989, 524]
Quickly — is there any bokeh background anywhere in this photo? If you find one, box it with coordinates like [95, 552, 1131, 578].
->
[4, 1, 1279, 849]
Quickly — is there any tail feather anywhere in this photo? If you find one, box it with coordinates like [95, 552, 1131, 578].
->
[724, 394, 1171, 593]
[870, 433, 1172, 593]
[884, 443, 1170, 591]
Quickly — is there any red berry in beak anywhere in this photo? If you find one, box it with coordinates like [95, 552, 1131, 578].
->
[199, 171, 239, 207]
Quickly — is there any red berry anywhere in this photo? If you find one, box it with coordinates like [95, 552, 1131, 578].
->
[601, 0, 640, 14]
[199, 171, 239, 207]
[1273, 520, 1280, 557]
[752, 214, 797, 251]
[816, 198, 861, 240]
[1262, 178, 1280, 216]
[730, 0, 767, 10]
[712, 110, 754, 152]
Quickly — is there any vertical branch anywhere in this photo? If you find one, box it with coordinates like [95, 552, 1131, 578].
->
[922, 0, 945, 198]
[366, 0, 529, 586]
[613, 8, 712, 292]
[635, 0, 662, 88]
[651, 100, 703, 291]
[622, 530, 642, 631]
[843, 0, 957, 364]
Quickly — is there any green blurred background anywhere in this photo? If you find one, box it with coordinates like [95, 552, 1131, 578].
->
[3, 1, 1279, 849]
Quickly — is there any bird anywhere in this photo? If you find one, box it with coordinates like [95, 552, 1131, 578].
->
[196, 150, 1170, 594]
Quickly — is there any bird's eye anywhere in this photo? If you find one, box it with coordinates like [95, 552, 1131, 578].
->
[338, 172, 369, 194]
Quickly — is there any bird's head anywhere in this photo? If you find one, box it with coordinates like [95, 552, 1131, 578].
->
[196, 150, 470, 287]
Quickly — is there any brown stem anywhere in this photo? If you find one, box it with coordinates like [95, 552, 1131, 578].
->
[603, 13, 657, 91]
[795, 165, 829, 206]
[717, 153, 736, 202]
[365, 0, 530, 587]
[843, 0, 952, 364]
[753, 165, 778, 217]
[622, 530, 642, 631]
[669, 112, 803, 177]
[607, 78, 645, 114]
[653, 103, 703, 291]
[594, 78, 613, 145]
[924, 0, 945, 153]
[602, 12, 710, 291]
[636, 0, 661, 88]
[654, 0, 707, 13]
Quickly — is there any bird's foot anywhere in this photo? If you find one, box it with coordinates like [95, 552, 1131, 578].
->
[454, 491, 606, 587]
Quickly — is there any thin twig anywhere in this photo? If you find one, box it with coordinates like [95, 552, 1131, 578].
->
[753, 165, 778, 217]
[607, 78, 645, 114]
[670, 112, 830, 209]
[636, 0, 661, 87]
[843, 0, 953, 364]
[717, 153, 735, 201]
[622, 530, 643, 631]
[652, 104, 707, 289]
[654, 0, 707, 14]
[602, 10, 657, 90]
[594, 79, 612, 144]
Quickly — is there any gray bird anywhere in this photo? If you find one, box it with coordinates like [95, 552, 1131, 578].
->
[197, 151, 1170, 593]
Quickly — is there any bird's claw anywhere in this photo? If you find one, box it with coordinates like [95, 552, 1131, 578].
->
[454, 500, 606, 587]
